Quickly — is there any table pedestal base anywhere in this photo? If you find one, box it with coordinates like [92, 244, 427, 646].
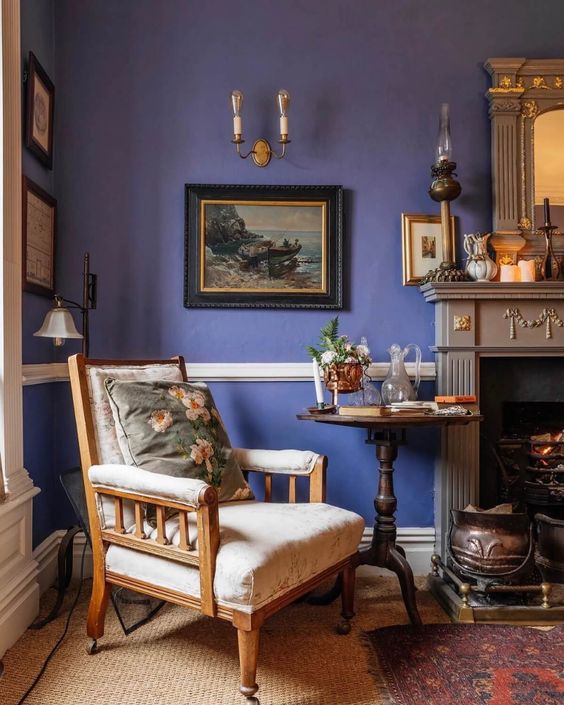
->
[358, 429, 422, 626]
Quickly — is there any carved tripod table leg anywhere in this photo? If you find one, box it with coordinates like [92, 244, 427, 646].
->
[356, 429, 423, 626]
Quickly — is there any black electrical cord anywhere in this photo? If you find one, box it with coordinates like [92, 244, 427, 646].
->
[16, 542, 87, 705]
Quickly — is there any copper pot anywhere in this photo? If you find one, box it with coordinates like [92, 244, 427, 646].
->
[324, 363, 363, 395]
[448, 509, 532, 579]
[535, 513, 564, 584]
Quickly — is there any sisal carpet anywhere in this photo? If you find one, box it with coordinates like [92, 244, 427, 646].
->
[365, 623, 564, 705]
[1, 575, 446, 705]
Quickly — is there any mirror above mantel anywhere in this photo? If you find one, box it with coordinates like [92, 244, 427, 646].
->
[484, 57, 564, 270]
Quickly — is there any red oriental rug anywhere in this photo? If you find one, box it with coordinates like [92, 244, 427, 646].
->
[364, 623, 564, 705]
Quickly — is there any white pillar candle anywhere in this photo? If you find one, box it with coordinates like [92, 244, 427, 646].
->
[500, 264, 520, 282]
[312, 358, 324, 406]
[280, 115, 288, 136]
[233, 115, 242, 136]
[518, 259, 536, 282]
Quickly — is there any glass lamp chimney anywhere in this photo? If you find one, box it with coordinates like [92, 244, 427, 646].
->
[231, 90, 243, 138]
[435, 103, 452, 162]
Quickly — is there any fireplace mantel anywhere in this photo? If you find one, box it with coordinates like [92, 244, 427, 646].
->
[421, 281, 564, 302]
[421, 280, 564, 555]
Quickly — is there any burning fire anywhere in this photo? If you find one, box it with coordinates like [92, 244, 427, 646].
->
[531, 430, 564, 458]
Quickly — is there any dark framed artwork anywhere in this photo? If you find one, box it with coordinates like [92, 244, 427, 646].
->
[25, 52, 55, 169]
[22, 176, 56, 297]
[184, 184, 343, 308]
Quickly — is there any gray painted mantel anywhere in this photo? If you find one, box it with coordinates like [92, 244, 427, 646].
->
[421, 281, 564, 555]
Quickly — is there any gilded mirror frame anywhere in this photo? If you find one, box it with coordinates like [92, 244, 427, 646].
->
[485, 57, 564, 266]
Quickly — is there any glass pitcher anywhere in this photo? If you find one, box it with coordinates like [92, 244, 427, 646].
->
[381, 343, 421, 404]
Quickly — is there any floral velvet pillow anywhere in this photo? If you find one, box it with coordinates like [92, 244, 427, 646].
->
[104, 379, 254, 502]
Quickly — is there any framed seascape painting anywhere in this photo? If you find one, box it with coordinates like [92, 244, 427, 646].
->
[401, 213, 456, 285]
[185, 184, 343, 308]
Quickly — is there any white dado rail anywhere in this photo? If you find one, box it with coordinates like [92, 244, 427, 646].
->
[421, 280, 564, 556]
[22, 360, 436, 385]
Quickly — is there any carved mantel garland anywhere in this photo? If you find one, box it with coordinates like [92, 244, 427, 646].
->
[503, 307, 564, 340]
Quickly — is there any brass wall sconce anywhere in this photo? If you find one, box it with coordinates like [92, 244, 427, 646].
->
[231, 89, 291, 167]
[34, 253, 97, 356]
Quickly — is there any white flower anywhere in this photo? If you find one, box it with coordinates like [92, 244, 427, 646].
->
[148, 409, 173, 433]
[186, 407, 210, 423]
[345, 356, 358, 363]
[356, 344, 370, 357]
[320, 350, 337, 366]
[231, 484, 254, 501]
[168, 385, 187, 400]
[190, 438, 214, 474]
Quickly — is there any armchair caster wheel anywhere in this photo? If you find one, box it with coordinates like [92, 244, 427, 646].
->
[336, 620, 352, 635]
[86, 639, 98, 655]
[244, 698, 260, 704]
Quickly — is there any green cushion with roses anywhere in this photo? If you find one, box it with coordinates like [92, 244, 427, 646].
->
[104, 379, 254, 502]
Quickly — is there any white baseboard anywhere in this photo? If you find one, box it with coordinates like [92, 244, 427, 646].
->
[32, 525, 434, 599]
[33, 530, 93, 594]
[359, 526, 435, 576]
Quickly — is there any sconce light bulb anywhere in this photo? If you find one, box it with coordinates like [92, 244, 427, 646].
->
[277, 89, 290, 117]
[435, 102, 452, 162]
[231, 90, 243, 117]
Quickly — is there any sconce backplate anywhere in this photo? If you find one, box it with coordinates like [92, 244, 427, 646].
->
[252, 139, 272, 168]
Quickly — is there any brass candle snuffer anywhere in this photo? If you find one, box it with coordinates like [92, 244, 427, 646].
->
[230, 89, 290, 167]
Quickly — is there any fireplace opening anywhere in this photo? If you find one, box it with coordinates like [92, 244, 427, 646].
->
[479, 358, 564, 522]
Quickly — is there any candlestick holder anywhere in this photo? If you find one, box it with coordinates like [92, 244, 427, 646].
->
[538, 222, 562, 280]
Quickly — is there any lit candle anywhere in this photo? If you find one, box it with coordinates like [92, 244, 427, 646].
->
[544, 197, 551, 226]
[312, 358, 324, 407]
[500, 264, 520, 282]
[518, 259, 536, 282]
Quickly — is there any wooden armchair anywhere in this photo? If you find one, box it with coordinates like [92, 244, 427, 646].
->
[68, 355, 364, 704]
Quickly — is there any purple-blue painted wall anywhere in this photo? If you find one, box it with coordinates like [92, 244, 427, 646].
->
[22, 0, 564, 545]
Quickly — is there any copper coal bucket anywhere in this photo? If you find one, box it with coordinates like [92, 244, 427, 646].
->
[448, 509, 533, 584]
[535, 513, 564, 584]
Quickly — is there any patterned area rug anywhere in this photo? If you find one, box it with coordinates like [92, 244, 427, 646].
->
[364, 623, 564, 705]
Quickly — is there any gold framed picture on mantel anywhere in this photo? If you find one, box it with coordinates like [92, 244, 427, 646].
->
[401, 213, 456, 286]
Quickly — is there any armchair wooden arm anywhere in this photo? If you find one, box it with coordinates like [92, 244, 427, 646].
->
[90, 481, 219, 616]
[233, 448, 327, 502]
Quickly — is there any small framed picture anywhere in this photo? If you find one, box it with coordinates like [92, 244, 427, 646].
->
[185, 184, 343, 308]
[25, 52, 55, 169]
[22, 177, 57, 297]
[401, 213, 455, 285]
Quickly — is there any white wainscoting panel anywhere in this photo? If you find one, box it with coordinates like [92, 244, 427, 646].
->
[23, 361, 436, 385]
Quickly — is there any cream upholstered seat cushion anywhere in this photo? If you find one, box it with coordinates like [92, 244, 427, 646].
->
[105, 500, 364, 613]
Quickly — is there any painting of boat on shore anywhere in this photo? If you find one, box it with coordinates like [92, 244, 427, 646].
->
[202, 201, 326, 292]
[185, 184, 342, 309]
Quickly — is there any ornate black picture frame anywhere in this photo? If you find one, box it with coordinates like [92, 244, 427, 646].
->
[184, 184, 343, 309]
[25, 52, 55, 169]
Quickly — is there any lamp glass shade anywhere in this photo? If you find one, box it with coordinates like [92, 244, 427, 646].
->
[231, 90, 243, 117]
[277, 89, 290, 116]
[435, 102, 452, 162]
[34, 306, 83, 340]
